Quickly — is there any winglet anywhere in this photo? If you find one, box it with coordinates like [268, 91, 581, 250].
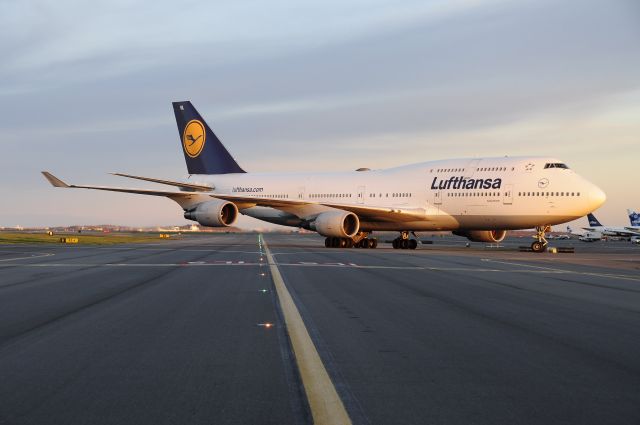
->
[41, 171, 70, 188]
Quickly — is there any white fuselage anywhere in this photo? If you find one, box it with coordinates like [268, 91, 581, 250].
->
[189, 156, 605, 232]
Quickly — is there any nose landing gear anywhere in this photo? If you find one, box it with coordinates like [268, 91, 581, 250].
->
[531, 225, 550, 253]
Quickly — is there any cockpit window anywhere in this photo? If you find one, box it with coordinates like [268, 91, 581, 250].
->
[544, 163, 569, 169]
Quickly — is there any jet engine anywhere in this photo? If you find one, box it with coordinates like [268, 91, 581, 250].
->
[454, 229, 507, 243]
[311, 211, 360, 238]
[183, 199, 238, 227]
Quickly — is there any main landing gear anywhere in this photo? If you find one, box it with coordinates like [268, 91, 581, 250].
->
[324, 235, 378, 249]
[531, 225, 550, 253]
[392, 231, 418, 250]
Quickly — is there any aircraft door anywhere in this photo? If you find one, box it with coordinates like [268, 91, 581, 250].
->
[357, 186, 365, 204]
[297, 186, 306, 200]
[434, 190, 442, 205]
[503, 184, 513, 205]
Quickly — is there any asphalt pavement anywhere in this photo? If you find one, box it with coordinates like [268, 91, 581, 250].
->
[0, 234, 638, 424]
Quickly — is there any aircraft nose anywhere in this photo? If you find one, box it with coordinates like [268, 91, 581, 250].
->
[589, 184, 607, 209]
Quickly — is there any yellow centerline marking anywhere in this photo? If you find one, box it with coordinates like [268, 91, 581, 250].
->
[261, 235, 352, 425]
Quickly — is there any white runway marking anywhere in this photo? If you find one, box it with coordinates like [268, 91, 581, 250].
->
[482, 258, 640, 282]
[0, 252, 55, 262]
[0, 259, 637, 282]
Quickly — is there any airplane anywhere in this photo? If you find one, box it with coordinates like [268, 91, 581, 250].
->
[582, 213, 640, 238]
[42, 101, 607, 253]
[567, 225, 588, 238]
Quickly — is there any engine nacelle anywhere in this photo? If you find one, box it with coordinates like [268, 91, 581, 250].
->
[311, 211, 360, 238]
[184, 199, 238, 227]
[454, 229, 507, 243]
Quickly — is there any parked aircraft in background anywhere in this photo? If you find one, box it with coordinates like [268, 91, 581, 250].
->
[567, 226, 590, 239]
[582, 213, 640, 238]
[627, 209, 640, 230]
[42, 101, 606, 253]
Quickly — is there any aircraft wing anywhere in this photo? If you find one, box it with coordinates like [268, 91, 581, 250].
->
[580, 224, 640, 237]
[613, 229, 640, 236]
[314, 202, 425, 221]
[43, 172, 427, 222]
[41, 171, 210, 209]
[110, 172, 213, 192]
[212, 194, 426, 222]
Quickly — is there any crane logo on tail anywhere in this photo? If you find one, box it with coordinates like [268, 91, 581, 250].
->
[183, 120, 206, 158]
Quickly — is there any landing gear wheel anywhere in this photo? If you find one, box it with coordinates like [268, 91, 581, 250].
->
[531, 225, 550, 253]
[392, 239, 399, 249]
[409, 239, 418, 250]
[368, 238, 377, 249]
[331, 237, 340, 248]
[325, 237, 331, 248]
[400, 239, 409, 249]
[531, 241, 546, 253]
[345, 238, 354, 248]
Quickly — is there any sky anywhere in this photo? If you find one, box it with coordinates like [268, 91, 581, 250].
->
[1, 0, 639, 230]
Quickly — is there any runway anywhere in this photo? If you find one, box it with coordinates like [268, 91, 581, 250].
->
[0, 234, 639, 424]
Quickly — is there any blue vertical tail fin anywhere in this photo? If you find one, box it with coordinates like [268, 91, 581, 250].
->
[587, 213, 603, 227]
[628, 209, 640, 226]
[172, 101, 245, 175]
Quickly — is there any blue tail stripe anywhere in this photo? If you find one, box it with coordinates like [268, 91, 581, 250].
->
[173, 101, 245, 175]
[629, 210, 640, 226]
[587, 213, 602, 227]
